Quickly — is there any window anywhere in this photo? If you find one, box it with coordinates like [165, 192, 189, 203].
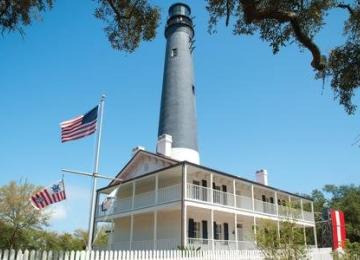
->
[194, 222, 201, 238]
[214, 222, 222, 240]
[192, 85, 195, 95]
[171, 48, 178, 57]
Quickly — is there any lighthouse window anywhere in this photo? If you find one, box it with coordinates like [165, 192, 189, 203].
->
[192, 85, 195, 94]
[171, 48, 178, 57]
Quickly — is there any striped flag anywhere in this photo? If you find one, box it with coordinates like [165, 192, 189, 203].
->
[60, 106, 98, 143]
[30, 180, 66, 210]
[331, 209, 346, 250]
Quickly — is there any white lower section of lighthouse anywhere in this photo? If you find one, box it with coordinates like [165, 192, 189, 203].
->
[171, 147, 199, 164]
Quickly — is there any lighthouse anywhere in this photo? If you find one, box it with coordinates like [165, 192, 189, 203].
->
[157, 3, 199, 164]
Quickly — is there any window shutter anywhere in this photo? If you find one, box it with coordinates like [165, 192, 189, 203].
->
[224, 223, 229, 241]
[188, 218, 195, 238]
[202, 180, 207, 187]
[202, 220, 208, 239]
[213, 221, 218, 240]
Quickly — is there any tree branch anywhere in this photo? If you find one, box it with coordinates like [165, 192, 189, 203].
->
[106, 0, 127, 21]
[240, 0, 325, 71]
[0, 0, 10, 20]
[337, 3, 354, 15]
[226, 0, 231, 26]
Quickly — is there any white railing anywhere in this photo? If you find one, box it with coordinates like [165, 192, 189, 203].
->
[111, 241, 131, 250]
[186, 183, 211, 202]
[158, 184, 181, 204]
[303, 210, 315, 221]
[213, 189, 234, 207]
[213, 240, 237, 250]
[113, 197, 132, 213]
[235, 195, 253, 210]
[237, 241, 256, 250]
[134, 190, 155, 209]
[278, 204, 290, 217]
[0, 248, 333, 260]
[254, 199, 276, 215]
[156, 238, 179, 250]
[290, 208, 302, 219]
[131, 240, 154, 250]
[187, 238, 213, 250]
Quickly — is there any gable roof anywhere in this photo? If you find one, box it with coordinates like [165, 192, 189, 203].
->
[99, 150, 311, 201]
[108, 150, 179, 186]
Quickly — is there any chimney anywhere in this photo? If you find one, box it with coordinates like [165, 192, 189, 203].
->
[256, 169, 268, 185]
[156, 134, 173, 157]
[132, 146, 145, 156]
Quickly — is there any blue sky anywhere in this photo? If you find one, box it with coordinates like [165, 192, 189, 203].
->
[0, 0, 359, 232]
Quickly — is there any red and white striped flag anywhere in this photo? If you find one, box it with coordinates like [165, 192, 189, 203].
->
[30, 180, 66, 210]
[331, 209, 346, 250]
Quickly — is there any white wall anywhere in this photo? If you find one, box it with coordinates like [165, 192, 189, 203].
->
[157, 210, 181, 241]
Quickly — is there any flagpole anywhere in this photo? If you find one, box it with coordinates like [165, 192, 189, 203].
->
[87, 94, 105, 250]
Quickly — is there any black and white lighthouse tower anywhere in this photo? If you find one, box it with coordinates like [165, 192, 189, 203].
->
[157, 3, 199, 164]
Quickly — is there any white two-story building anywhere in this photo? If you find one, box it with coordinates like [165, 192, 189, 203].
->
[95, 147, 316, 250]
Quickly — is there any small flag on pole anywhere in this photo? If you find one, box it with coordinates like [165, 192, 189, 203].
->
[101, 197, 114, 212]
[60, 106, 98, 143]
[30, 180, 66, 210]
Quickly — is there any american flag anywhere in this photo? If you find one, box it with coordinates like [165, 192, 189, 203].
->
[30, 180, 66, 210]
[60, 106, 98, 142]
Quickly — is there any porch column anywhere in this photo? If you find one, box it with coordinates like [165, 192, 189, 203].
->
[210, 173, 213, 203]
[181, 163, 188, 247]
[253, 216, 257, 244]
[300, 199, 304, 220]
[233, 180, 236, 208]
[274, 192, 279, 216]
[210, 209, 214, 250]
[311, 202, 318, 248]
[251, 185, 255, 212]
[108, 219, 114, 250]
[303, 225, 307, 246]
[153, 210, 158, 249]
[288, 196, 292, 218]
[155, 174, 159, 204]
[129, 214, 134, 250]
[234, 214, 238, 250]
[131, 182, 136, 209]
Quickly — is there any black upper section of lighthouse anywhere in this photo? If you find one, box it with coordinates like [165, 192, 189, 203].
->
[158, 3, 199, 152]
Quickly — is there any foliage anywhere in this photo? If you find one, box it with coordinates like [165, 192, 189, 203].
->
[332, 240, 360, 259]
[73, 227, 110, 249]
[1, 1, 360, 113]
[311, 184, 360, 243]
[0, 0, 53, 35]
[206, 0, 360, 115]
[255, 220, 308, 260]
[94, 0, 160, 53]
[0, 180, 50, 249]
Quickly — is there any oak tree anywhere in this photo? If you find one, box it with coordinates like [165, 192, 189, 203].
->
[1, 0, 360, 114]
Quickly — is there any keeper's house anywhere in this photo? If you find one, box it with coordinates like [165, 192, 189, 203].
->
[94, 3, 317, 250]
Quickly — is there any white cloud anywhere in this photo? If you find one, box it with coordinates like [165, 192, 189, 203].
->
[49, 204, 67, 221]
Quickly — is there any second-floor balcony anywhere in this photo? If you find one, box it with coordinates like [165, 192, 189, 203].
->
[186, 183, 314, 222]
[96, 163, 315, 223]
[97, 184, 181, 218]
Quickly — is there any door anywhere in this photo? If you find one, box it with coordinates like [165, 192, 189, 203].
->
[237, 224, 244, 241]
